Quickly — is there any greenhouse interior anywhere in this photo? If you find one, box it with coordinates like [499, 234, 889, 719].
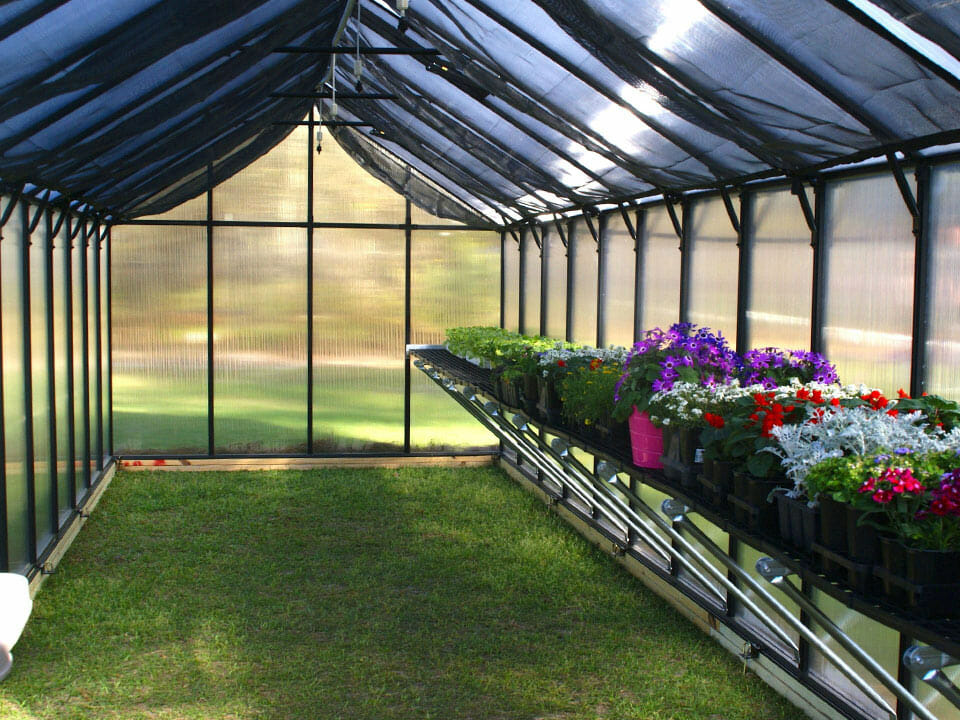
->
[4, 0, 960, 718]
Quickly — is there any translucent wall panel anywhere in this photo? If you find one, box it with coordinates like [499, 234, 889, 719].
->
[411, 229, 498, 450]
[52, 217, 72, 524]
[503, 233, 519, 333]
[686, 196, 738, 341]
[925, 164, 960, 397]
[569, 219, 598, 345]
[139, 192, 206, 222]
[410, 202, 465, 226]
[30, 217, 53, 553]
[73, 225, 88, 492]
[214, 126, 308, 222]
[520, 229, 541, 335]
[112, 225, 208, 454]
[807, 589, 899, 717]
[822, 174, 914, 392]
[601, 213, 636, 348]
[745, 189, 813, 351]
[314, 135, 406, 224]
[214, 227, 307, 453]
[542, 225, 567, 341]
[313, 229, 404, 451]
[2, 201, 29, 572]
[639, 206, 681, 332]
[88, 233, 100, 472]
[101, 233, 110, 458]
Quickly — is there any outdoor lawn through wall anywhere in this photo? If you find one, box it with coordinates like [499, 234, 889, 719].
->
[0, 466, 796, 720]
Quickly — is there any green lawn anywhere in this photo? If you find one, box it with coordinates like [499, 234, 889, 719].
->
[0, 466, 795, 720]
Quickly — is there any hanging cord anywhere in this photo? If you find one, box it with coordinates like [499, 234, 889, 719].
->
[330, 54, 338, 119]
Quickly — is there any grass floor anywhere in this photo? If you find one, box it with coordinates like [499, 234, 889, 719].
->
[0, 466, 796, 720]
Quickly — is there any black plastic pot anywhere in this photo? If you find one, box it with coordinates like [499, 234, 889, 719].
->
[661, 427, 702, 490]
[728, 471, 783, 535]
[536, 376, 562, 426]
[775, 491, 820, 553]
[699, 459, 735, 509]
[521, 374, 539, 417]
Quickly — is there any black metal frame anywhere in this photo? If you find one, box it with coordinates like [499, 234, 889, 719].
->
[0, 190, 113, 579]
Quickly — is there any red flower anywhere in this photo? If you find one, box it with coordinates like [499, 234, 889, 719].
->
[873, 489, 894, 504]
[830, 398, 840, 407]
[589, 358, 602, 370]
[898, 388, 910, 399]
[557, 360, 566, 367]
[704, 412, 725, 429]
[887, 409, 899, 418]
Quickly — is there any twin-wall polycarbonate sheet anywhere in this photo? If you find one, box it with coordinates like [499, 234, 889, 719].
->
[542, 224, 567, 340]
[521, 229, 541, 335]
[214, 227, 307, 454]
[924, 164, 960, 397]
[503, 233, 520, 333]
[638, 206, 680, 332]
[568, 218, 598, 345]
[313, 228, 404, 452]
[745, 189, 813, 351]
[29, 214, 53, 554]
[52, 217, 72, 524]
[73, 225, 88, 493]
[822, 174, 914, 392]
[807, 588, 900, 718]
[686, 196, 738, 342]
[313, 136, 407, 225]
[111, 225, 208, 454]
[2, 201, 28, 572]
[214, 127, 308, 223]
[601, 213, 636, 348]
[411, 229, 498, 450]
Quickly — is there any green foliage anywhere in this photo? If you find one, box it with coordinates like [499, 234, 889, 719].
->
[558, 360, 623, 425]
[895, 392, 960, 431]
[444, 326, 575, 370]
[805, 451, 958, 505]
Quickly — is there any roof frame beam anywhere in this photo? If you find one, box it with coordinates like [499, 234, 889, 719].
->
[719, 186, 741, 236]
[618, 203, 639, 243]
[886, 152, 922, 239]
[790, 179, 818, 242]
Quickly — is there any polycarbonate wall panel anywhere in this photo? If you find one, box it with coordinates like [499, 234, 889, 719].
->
[686, 196, 739, 341]
[112, 225, 208, 454]
[73, 227, 88, 493]
[410, 229, 498, 450]
[520, 229, 541, 335]
[542, 225, 567, 341]
[601, 213, 636, 348]
[88, 234, 101, 472]
[313, 134, 406, 224]
[822, 174, 915, 392]
[313, 229, 404, 452]
[745, 189, 813, 351]
[139, 192, 206, 222]
[925, 164, 960, 397]
[639, 206, 681, 332]
[568, 219, 598, 346]
[214, 227, 307, 453]
[214, 127, 308, 222]
[52, 218, 72, 524]
[503, 233, 519, 333]
[2, 203, 29, 572]
[29, 219, 53, 553]
[410, 202, 465, 226]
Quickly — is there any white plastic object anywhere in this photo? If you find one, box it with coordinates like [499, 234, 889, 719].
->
[0, 573, 32, 681]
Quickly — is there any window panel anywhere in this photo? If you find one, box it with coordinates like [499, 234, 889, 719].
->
[925, 164, 960, 397]
[520, 229, 541, 335]
[542, 224, 567, 341]
[639, 206, 681, 332]
[687, 196, 738, 341]
[569, 218, 598, 345]
[601, 213, 636, 348]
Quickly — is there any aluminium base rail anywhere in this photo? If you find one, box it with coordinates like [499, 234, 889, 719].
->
[411, 347, 960, 720]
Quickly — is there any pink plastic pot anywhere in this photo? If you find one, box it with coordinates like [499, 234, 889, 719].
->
[628, 407, 663, 469]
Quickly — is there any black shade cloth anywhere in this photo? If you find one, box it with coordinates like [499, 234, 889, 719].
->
[3, 0, 960, 224]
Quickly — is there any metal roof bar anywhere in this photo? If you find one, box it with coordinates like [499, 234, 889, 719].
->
[273, 45, 440, 55]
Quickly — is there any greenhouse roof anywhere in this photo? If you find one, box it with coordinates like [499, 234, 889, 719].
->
[2, 0, 960, 224]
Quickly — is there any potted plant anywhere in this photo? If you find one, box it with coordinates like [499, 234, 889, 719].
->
[558, 357, 628, 451]
[614, 323, 738, 470]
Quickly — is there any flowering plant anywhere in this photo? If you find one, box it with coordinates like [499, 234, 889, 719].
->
[740, 348, 839, 388]
[773, 404, 960, 499]
[538, 345, 626, 382]
[559, 358, 624, 426]
[613, 323, 738, 421]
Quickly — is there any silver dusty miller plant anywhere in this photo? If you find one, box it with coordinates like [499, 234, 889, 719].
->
[769, 405, 960, 500]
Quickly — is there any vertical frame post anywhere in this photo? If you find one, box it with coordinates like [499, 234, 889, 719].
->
[565, 220, 574, 343]
[20, 200, 38, 567]
[44, 210, 59, 534]
[633, 208, 644, 342]
[93, 225, 103, 471]
[735, 191, 752, 355]
[64, 216, 77, 508]
[307, 109, 315, 454]
[518, 229, 526, 335]
[106, 226, 113, 457]
[206, 169, 215, 456]
[596, 213, 606, 349]
[678, 199, 691, 324]
[539, 225, 548, 337]
[499, 231, 505, 330]
[0, 194, 15, 571]
[909, 164, 931, 398]
[79, 218, 91, 489]
[404, 199, 412, 454]
[810, 179, 826, 355]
